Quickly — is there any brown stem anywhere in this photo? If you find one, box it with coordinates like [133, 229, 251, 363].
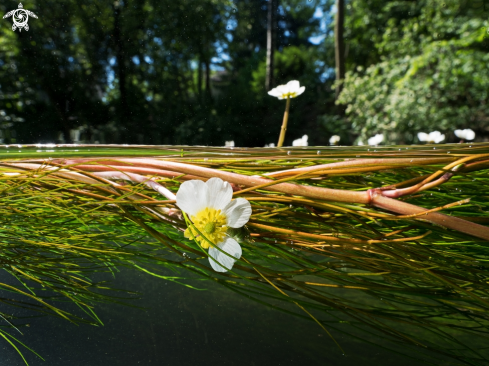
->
[370, 191, 489, 241]
[277, 96, 290, 148]
[55, 158, 370, 204]
[265, 157, 455, 178]
[70, 164, 202, 180]
[12, 158, 489, 241]
[92, 171, 176, 200]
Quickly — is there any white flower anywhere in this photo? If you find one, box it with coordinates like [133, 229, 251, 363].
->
[454, 129, 475, 141]
[292, 134, 308, 146]
[176, 177, 252, 273]
[268, 80, 305, 100]
[329, 135, 341, 145]
[264, 143, 276, 148]
[225, 140, 235, 147]
[418, 131, 445, 143]
[367, 134, 384, 146]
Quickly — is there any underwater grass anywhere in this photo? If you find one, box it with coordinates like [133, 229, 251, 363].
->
[1, 143, 489, 365]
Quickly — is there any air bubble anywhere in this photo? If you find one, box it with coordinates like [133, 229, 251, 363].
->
[287, 151, 291, 155]
[317, 150, 321, 155]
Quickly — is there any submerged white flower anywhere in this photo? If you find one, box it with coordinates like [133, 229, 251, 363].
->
[176, 177, 252, 272]
[418, 131, 445, 143]
[268, 80, 305, 100]
[367, 134, 384, 146]
[329, 135, 341, 145]
[292, 134, 308, 146]
[454, 129, 475, 141]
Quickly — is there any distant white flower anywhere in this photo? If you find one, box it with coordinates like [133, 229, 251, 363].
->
[418, 131, 445, 143]
[70, 128, 81, 143]
[292, 134, 308, 146]
[367, 134, 384, 146]
[454, 129, 475, 141]
[329, 135, 341, 145]
[264, 143, 276, 148]
[268, 80, 305, 100]
[357, 139, 364, 146]
[176, 177, 252, 273]
[225, 140, 235, 147]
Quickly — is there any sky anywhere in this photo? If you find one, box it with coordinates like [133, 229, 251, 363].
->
[105, 3, 328, 96]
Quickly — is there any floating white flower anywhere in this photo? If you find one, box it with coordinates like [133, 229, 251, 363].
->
[329, 135, 341, 145]
[268, 80, 305, 100]
[176, 177, 252, 272]
[264, 143, 276, 148]
[454, 129, 475, 141]
[367, 134, 384, 146]
[418, 131, 445, 143]
[292, 134, 308, 146]
[225, 140, 235, 147]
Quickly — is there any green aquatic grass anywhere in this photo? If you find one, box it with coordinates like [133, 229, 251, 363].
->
[1, 143, 489, 365]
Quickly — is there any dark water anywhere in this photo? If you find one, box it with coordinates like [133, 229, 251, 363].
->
[1, 267, 466, 366]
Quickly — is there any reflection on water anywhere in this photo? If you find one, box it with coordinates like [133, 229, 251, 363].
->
[1, 268, 464, 366]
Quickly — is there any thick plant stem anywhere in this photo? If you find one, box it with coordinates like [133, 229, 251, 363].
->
[370, 192, 489, 241]
[54, 158, 370, 204]
[13, 158, 489, 241]
[277, 96, 290, 147]
[265, 157, 456, 178]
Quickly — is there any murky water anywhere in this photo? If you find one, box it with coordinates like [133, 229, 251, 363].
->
[1, 267, 464, 366]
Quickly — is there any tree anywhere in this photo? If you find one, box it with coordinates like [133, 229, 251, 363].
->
[337, 0, 489, 144]
[334, 0, 344, 100]
[266, 0, 275, 91]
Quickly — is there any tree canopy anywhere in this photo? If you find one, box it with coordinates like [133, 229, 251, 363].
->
[0, 0, 487, 146]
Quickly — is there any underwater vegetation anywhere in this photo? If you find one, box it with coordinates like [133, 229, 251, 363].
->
[0, 143, 489, 365]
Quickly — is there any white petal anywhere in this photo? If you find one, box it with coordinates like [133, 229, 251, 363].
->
[287, 80, 300, 92]
[465, 129, 475, 140]
[208, 237, 242, 272]
[206, 177, 233, 211]
[176, 180, 208, 216]
[430, 131, 441, 139]
[418, 132, 428, 142]
[296, 86, 305, 96]
[223, 198, 252, 228]
[268, 88, 282, 97]
[277, 85, 289, 95]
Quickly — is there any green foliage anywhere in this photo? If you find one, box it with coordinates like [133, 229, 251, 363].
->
[251, 46, 319, 95]
[0, 0, 328, 146]
[336, 0, 489, 144]
[3, 145, 489, 364]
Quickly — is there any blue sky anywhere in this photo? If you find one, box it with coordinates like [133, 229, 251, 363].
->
[105, 3, 329, 97]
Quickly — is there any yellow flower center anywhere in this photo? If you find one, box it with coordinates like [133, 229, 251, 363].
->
[184, 207, 227, 249]
[282, 92, 296, 99]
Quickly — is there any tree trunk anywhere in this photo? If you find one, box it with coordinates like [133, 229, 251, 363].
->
[205, 55, 211, 101]
[198, 56, 203, 101]
[113, 2, 128, 129]
[266, 0, 275, 91]
[334, 0, 345, 100]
